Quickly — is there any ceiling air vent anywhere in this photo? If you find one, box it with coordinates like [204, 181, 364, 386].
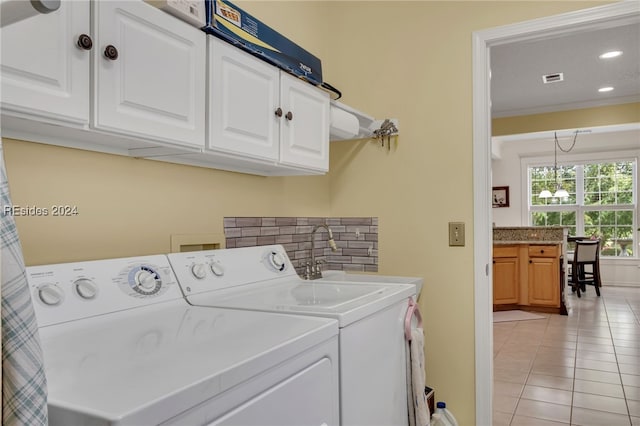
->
[542, 73, 564, 84]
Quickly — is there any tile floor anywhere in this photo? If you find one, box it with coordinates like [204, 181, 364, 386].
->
[493, 286, 640, 426]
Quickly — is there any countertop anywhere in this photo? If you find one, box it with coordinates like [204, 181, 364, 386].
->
[493, 226, 566, 245]
[493, 226, 565, 230]
[494, 240, 563, 245]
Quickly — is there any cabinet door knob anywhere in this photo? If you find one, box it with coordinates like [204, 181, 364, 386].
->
[104, 45, 119, 60]
[285, 111, 293, 121]
[77, 34, 93, 51]
[540, 249, 545, 254]
[529, 260, 533, 264]
[274, 107, 283, 117]
[492, 260, 496, 264]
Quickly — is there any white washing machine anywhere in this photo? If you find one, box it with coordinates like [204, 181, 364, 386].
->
[168, 245, 417, 426]
[27, 254, 339, 425]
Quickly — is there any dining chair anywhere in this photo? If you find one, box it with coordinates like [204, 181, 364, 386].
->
[568, 239, 602, 298]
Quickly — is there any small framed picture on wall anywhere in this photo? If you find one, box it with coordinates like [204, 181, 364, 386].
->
[492, 186, 509, 208]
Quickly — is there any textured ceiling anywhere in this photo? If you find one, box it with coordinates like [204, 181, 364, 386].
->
[490, 22, 640, 118]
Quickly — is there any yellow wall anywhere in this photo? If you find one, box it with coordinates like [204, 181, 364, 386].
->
[493, 102, 640, 136]
[2, 1, 614, 425]
[3, 139, 331, 263]
[311, 1, 612, 424]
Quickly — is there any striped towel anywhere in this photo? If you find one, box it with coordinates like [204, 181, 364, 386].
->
[1, 140, 48, 425]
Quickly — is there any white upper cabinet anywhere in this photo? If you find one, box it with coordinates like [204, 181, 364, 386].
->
[94, 1, 205, 148]
[0, 1, 90, 125]
[208, 37, 279, 161]
[206, 36, 329, 174]
[1, 1, 329, 175]
[279, 72, 329, 171]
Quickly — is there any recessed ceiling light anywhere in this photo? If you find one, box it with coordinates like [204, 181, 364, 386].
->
[599, 50, 623, 59]
[598, 86, 614, 93]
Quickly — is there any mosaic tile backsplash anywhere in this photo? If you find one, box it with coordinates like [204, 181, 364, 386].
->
[224, 217, 378, 275]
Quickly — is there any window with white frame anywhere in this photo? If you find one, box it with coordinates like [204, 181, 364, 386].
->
[528, 158, 637, 257]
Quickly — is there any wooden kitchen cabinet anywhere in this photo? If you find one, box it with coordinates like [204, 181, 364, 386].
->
[527, 245, 560, 307]
[492, 243, 563, 313]
[207, 37, 329, 173]
[493, 246, 519, 305]
[1, 0, 205, 149]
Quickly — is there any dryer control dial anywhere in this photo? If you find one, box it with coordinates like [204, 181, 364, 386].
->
[265, 250, 287, 272]
[210, 261, 225, 277]
[38, 284, 64, 306]
[131, 266, 162, 295]
[191, 263, 207, 280]
[74, 278, 98, 300]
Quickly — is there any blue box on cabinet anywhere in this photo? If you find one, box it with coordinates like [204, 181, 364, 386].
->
[204, 0, 323, 85]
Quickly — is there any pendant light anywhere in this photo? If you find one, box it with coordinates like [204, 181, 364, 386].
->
[539, 131, 578, 200]
[539, 188, 553, 198]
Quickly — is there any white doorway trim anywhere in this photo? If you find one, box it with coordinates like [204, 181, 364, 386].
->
[472, 3, 640, 425]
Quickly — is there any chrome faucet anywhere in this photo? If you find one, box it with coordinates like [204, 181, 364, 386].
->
[304, 224, 338, 280]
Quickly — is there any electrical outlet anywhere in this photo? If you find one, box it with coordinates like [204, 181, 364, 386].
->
[449, 222, 465, 247]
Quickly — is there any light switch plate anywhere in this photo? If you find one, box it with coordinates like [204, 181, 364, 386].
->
[449, 222, 465, 247]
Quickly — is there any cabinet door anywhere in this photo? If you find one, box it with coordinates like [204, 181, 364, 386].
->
[279, 73, 329, 172]
[208, 37, 279, 161]
[493, 257, 519, 304]
[94, 1, 205, 148]
[528, 257, 560, 306]
[1, 1, 90, 124]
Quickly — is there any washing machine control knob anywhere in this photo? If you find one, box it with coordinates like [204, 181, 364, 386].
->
[210, 262, 225, 277]
[74, 278, 98, 299]
[191, 263, 207, 279]
[38, 284, 64, 306]
[135, 269, 160, 291]
[267, 251, 287, 272]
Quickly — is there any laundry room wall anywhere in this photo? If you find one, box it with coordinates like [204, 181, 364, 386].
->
[2, 139, 333, 263]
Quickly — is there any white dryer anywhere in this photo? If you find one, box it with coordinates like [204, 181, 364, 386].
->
[168, 245, 417, 426]
[27, 255, 339, 425]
